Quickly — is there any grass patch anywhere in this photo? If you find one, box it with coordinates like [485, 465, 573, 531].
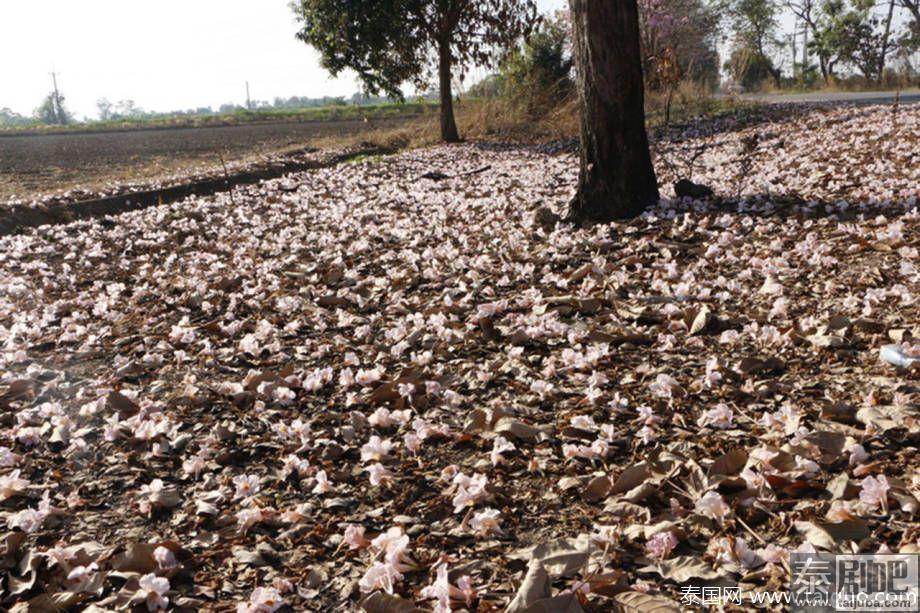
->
[0, 102, 439, 137]
[343, 152, 392, 165]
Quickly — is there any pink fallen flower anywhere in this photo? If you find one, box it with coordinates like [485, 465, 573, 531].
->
[646, 531, 679, 560]
[136, 573, 170, 611]
[859, 474, 890, 511]
[237, 586, 284, 612]
[847, 443, 869, 466]
[365, 463, 393, 487]
[469, 508, 503, 536]
[232, 474, 262, 500]
[403, 432, 422, 453]
[359, 561, 403, 594]
[451, 473, 488, 513]
[420, 563, 478, 612]
[699, 404, 734, 429]
[490, 436, 515, 466]
[343, 525, 370, 550]
[0, 469, 29, 501]
[153, 546, 179, 571]
[695, 491, 731, 522]
[360, 435, 394, 462]
[312, 469, 334, 493]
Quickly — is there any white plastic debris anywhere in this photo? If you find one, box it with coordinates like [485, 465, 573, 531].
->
[879, 344, 920, 369]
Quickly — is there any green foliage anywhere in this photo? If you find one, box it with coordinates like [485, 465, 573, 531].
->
[34, 92, 72, 125]
[292, 0, 427, 99]
[0, 108, 33, 128]
[498, 15, 573, 115]
[725, 47, 781, 88]
[291, 0, 539, 99]
[724, 0, 781, 87]
[809, 0, 890, 81]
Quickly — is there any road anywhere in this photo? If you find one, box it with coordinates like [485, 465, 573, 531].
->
[735, 89, 920, 106]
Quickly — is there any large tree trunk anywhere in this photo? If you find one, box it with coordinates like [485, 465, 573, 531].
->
[568, 0, 659, 223]
[437, 36, 460, 143]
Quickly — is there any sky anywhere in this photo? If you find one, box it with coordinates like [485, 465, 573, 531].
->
[1, 0, 566, 120]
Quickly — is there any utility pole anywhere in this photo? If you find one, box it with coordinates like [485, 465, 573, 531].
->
[50, 69, 63, 124]
[245, 81, 252, 110]
[801, 21, 808, 84]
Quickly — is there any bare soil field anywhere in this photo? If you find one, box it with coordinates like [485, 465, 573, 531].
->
[0, 117, 411, 203]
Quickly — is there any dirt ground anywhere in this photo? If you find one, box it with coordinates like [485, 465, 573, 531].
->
[0, 117, 411, 203]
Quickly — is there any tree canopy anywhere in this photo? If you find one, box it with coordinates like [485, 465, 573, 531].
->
[291, 0, 539, 141]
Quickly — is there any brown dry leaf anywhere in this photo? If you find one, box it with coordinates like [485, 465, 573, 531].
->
[612, 591, 681, 613]
[826, 474, 859, 500]
[807, 333, 846, 349]
[106, 391, 140, 418]
[611, 464, 651, 495]
[0, 531, 27, 569]
[584, 475, 612, 502]
[13, 592, 85, 613]
[150, 487, 181, 510]
[794, 519, 870, 551]
[109, 543, 158, 573]
[495, 417, 546, 442]
[736, 356, 785, 376]
[360, 591, 425, 613]
[708, 449, 748, 477]
[509, 538, 592, 579]
[515, 593, 585, 613]
[232, 546, 272, 567]
[506, 559, 551, 613]
[804, 431, 847, 463]
[639, 556, 725, 582]
[857, 406, 918, 432]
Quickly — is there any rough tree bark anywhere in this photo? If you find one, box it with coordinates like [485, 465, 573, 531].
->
[568, 0, 659, 223]
[438, 36, 461, 143]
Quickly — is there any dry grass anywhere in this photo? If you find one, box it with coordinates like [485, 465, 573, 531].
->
[753, 73, 920, 95]
[315, 83, 744, 153]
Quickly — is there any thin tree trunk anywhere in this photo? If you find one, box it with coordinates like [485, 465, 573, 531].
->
[877, 0, 896, 84]
[568, 0, 659, 223]
[438, 36, 460, 143]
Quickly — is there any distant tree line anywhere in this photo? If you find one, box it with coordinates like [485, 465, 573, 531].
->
[482, 0, 919, 100]
[0, 91, 432, 128]
[723, 0, 920, 90]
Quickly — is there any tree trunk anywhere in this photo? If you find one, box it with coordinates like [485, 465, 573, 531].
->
[877, 0, 896, 84]
[568, 0, 659, 223]
[438, 36, 460, 143]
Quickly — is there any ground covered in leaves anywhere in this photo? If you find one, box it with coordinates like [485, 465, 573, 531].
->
[0, 103, 918, 612]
